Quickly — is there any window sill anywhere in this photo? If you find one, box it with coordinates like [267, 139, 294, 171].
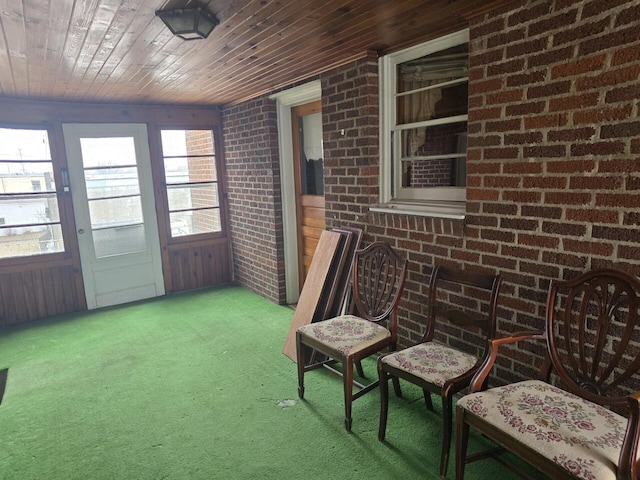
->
[370, 200, 466, 220]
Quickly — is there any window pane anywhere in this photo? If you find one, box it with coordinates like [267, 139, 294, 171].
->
[0, 194, 60, 226]
[0, 128, 51, 160]
[401, 158, 466, 188]
[167, 184, 219, 211]
[398, 126, 467, 188]
[79, 137, 137, 168]
[85, 167, 140, 199]
[0, 223, 64, 258]
[164, 156, 217, 184]
[400, 121, 467, 159]
[93, 224, 146, 258]
[0, 163, 56, 192]
[397, 81, 468, 125]
[88, 196, 143, 228]
[161, 130, 215, 157]
[170, 209, 221, 237]
[397, 44, 468, 126]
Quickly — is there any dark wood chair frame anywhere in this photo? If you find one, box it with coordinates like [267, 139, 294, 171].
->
[296, 241, 408, 432]
[455, 268, 640, 480]
[378, 265, 502, 478]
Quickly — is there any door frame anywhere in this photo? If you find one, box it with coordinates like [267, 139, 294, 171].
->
[270, 80, 321, 304]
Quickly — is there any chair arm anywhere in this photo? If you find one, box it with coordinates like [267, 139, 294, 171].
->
[619, 392, 640, 480]
[468, 330, 545, 392]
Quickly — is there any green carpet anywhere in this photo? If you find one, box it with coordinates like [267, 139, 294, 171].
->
[0, 286, 545, 479]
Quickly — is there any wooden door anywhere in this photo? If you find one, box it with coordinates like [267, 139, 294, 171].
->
[291, 100, 325, 291]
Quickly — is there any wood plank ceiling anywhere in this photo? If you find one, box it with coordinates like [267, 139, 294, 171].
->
[0, 0, 516, 107]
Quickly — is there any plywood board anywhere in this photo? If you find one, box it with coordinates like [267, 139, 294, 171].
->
[282, 230, 342, 361]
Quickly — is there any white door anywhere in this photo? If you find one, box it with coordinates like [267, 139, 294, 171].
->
[63, 124, 165, 309]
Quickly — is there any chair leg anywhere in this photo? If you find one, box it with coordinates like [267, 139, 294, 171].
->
[440, 395, 453, 478]
[343, 358, 354, 432]
[455, 408, 470, 480]
[296, 333, 305, 399]
[377, 360, 389, 441]
[423, 388, 434, 411]
[355, 360, 365, 378]
[391, 375, 402, 397]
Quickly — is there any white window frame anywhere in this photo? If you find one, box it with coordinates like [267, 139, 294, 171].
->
[374, 29, 469, 219]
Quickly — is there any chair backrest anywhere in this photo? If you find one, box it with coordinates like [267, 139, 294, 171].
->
[544, 268, 640, 410]
[424, 266, 502, 344]
[351, 241, 408, 329]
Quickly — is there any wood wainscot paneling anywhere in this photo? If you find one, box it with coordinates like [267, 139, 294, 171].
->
[165, 238, 233, 293]
[0, 259, 85, 327]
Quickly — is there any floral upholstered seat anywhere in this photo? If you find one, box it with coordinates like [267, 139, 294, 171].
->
[377, 266, 502, 478]
[297, 314, 390, 356]
[458, 379, 635, 480]
[380, 343, 478, 388]
[455, 269, 640, 480]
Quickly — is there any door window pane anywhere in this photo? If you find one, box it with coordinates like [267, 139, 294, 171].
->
[92, 224, 146, 258]
[79, 137, 137, 168]
[88, 197, 143, 228]
[299, 113, 324, 195]
[79, 137, 147, 258]
[85, 167, 140, 199]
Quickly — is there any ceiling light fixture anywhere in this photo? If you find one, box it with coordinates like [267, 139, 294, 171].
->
[155, 6, 219, 41]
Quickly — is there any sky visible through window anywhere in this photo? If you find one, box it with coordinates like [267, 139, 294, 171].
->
[0, 128, 52, 174]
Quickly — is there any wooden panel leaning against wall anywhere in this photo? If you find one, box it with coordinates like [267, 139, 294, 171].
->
[0, 97, 231, 327]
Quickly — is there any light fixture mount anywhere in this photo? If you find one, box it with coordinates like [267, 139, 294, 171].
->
[155, 6, 219, 41]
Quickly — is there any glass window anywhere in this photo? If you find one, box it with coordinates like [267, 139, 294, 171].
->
[160, 130, 222, 237]
[378, 30, 469, 216]
[0, 128, 65, 259]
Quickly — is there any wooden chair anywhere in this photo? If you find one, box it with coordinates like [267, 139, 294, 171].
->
[377, 265, 502, 478]
[455, 268, 640, 480]
[296, 241, 408, 432]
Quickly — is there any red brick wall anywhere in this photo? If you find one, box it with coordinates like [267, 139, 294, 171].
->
[463, 0, 640, 382]
[185, 130, 218, 233]
[223, 0, 640, 385]
[339, 0, 640, 384]
[322, 53, 380, 228]
[222, 97, 286, 304]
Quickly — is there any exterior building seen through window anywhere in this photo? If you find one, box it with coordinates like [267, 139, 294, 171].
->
[160, 130, 221, 238]
[0, 127, 64, 259]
